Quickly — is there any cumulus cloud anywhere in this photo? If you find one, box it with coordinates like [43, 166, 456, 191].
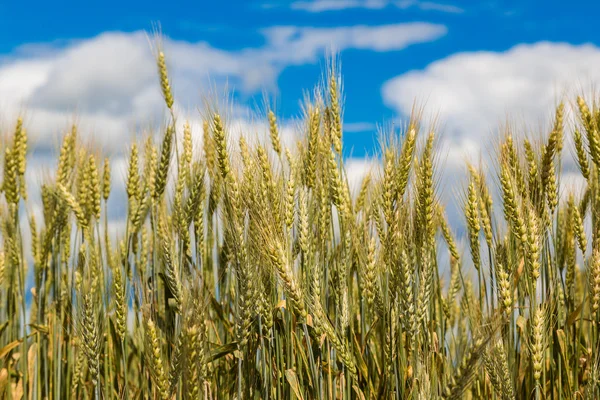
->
[383, 42, 600, 161]
[290, 0, 463, 13]
[382, 42, 600, 225]
[0, 23, 445, 153]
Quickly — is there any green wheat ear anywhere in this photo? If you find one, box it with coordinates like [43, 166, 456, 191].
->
[1, 42, 600, 400]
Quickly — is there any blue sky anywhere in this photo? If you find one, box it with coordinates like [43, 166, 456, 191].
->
[0, 0, 600, 141]
[1, 1, 599, 154]
[1, 0, 600, 226]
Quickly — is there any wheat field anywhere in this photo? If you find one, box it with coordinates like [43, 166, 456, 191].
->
[0, 46, 599, 399]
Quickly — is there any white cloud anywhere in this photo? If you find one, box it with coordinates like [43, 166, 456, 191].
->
[383, 42, 600, 159]
[0, 23, 445, 153]
[290, 0, 463, 13]
[261, 23, 446, 59]
[291, 0, 388, 11]
[344, 122, 377, 132]
[382, 41, 600, 227]
[345, 157, 380, 194]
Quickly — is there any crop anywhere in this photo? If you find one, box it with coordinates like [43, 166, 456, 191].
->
[0, 47, 599, 399]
